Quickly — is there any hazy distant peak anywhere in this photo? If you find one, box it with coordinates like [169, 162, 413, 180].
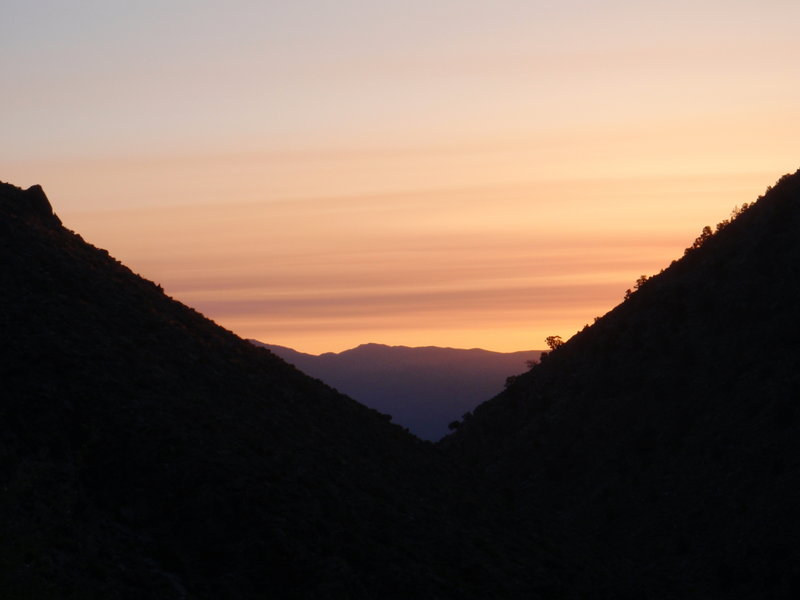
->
[0, 182, 61, 228]
[255, 339, 541, 440]
[354, 342, 390, 349]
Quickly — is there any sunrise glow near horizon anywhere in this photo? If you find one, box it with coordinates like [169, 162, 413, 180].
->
[4, 1, 799, 354]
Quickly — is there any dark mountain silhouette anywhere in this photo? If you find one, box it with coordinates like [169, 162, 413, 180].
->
[6, 167, 800, 599]
[249, 342, 540, 441]
[443, 169, 800, 597]
[0, 181, 576, 598]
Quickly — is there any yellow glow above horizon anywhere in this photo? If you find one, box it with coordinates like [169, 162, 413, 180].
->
[4, 1, 800, 353]
[52, 171, 778, 354]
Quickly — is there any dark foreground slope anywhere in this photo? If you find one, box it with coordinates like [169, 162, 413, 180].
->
[253, 342, 539, 441]
[0, 183, 574, 599]
[444, 170, 800, 598]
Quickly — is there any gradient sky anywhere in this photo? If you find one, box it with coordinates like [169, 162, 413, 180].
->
[4, 1, 799, 353]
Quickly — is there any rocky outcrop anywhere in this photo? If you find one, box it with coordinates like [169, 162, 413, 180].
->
[0, 181, 61, 228]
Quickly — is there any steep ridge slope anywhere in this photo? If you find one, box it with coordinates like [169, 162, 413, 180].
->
[0, 182, 574, 599]
[252, 342, 540, 441]
[443, 170, 800, 597]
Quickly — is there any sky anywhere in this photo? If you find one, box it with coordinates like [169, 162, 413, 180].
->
[3, 0, 799, 354]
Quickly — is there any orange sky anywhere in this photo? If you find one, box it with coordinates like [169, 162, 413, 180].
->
[4, 1, 799, 353]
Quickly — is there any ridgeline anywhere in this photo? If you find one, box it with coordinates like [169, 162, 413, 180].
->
[3, 169, 800, 598]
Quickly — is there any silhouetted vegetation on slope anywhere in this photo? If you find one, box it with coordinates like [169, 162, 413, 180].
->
[6, 168, 798, 599]
[0, 182, 576, 599]
[443, 169, 800, 598]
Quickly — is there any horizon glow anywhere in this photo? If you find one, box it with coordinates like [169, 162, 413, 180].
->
[4, 1, 800, 354]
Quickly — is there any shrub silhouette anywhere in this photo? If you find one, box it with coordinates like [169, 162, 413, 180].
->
[624, 274, 651, 300]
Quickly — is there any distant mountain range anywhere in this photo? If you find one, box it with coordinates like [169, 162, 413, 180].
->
[249, 342, 540, 441]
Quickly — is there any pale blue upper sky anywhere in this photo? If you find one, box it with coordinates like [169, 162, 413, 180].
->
[5, 0, 799, 162]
